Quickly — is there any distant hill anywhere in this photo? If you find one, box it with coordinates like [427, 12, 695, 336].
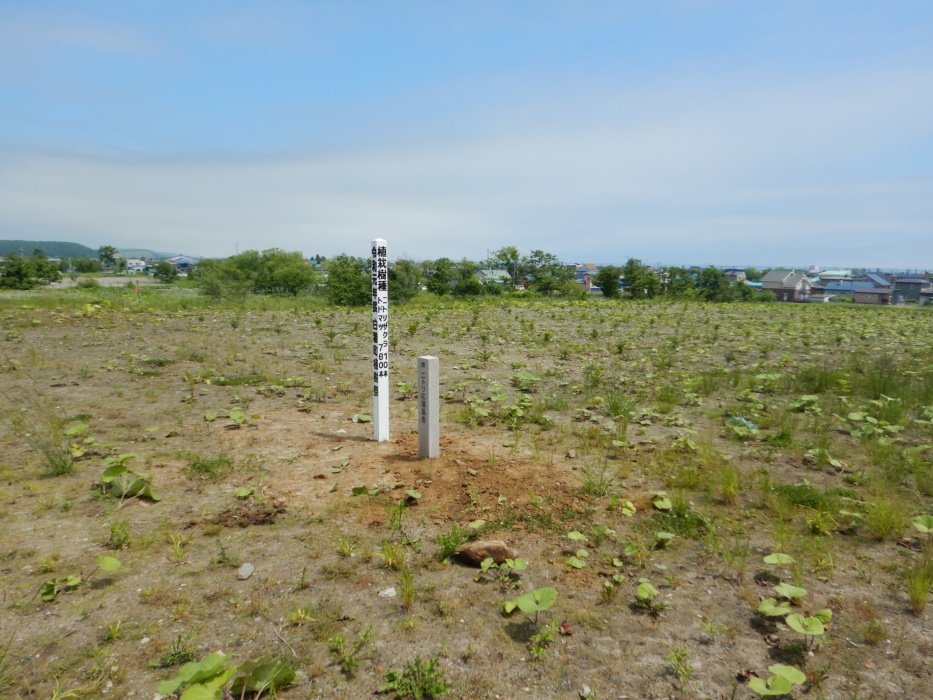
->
[0, 240, 98, 259]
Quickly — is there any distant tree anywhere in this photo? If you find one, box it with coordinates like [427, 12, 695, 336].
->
[72, 257, 103, 273]
[0, 254, 60, 289]
[524, 249, 572, 294]
[490, 246, 523, 286]
[593, 266, 622, 298]
[97, 245, 118, 267]
[664, 267, 697, 299]
[695, 266, 736, 302]
[32, 248, 46, 259]
[622, 258, 660, 298]
[453, 259, 484, 296]
[252, 248, 318, 295]
[425, 257, 454, 296]
[388, 259, 421, 304]
[153, 261, 179, 283]
[744, 267, 763, 282]
[324, 254, 371, 306]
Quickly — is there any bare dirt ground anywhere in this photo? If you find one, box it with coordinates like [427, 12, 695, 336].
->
[0, 295, 930, 699]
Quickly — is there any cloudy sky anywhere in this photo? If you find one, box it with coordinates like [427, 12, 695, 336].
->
[1, 1, 932, 267]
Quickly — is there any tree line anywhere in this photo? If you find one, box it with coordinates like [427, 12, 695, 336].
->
[186, 247, 771, 306]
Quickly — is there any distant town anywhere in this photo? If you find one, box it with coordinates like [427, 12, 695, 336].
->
[0, 240, 931, 306]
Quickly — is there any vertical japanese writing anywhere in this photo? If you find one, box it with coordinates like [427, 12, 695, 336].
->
[372, 239, 389, 441]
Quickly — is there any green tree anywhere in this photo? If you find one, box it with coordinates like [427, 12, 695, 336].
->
[453, 259, 484, 296]
[153, 261, 179, 283]
[252, 249, 318, 295]
[0, 254, 60, 289]
[325, 254, 371, 306]
[425, 258, 454, 296]
[622, 258, 660, 298]
[490, 246, 523, 286]
[524, 249, 572, 294]
[696, 266, 736, 302]
[593, 266, 622, 298]
[97, 245, 118, 267]
[664, 267, 697, 299]
[72, 257, 103, 273]
[388, 259, 422, 304]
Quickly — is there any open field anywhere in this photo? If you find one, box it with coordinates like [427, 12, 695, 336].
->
[0, 288, 931, 699]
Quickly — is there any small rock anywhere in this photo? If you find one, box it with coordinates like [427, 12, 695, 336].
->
[335, 429, 347, 435]
[467, 468, 478, 476]
[566, 449, 576, 459]
[580, 685, 594, 698]
[237, 563, 254, 580]
[456, 540, 518, 566]
[379, 587, 397, 598]
[559, 620, 575, 636]
[140, 637, 150, 645]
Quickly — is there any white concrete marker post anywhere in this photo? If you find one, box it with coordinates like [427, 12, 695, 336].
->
[417, 356, 439, 458]
[371, 239, 390, 442]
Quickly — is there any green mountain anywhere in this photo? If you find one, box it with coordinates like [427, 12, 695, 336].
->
[0, 240, 98, 259]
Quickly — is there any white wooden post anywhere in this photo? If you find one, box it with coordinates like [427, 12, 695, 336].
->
[417, 356, 439, 458]
[371, 239, 390, 441]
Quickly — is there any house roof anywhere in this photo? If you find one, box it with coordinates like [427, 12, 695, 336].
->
[824, 280, 873, 292]
[895, 277, 930, 284]
[864, 273, 892, 287]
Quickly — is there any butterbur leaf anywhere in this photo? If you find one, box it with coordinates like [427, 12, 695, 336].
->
[757, 598, 791, 617]
[567, 531, 587, 542]
[567, 556, 587, 569]
[405, 490, 421, 500]
[769, 664, 806, 685]
[515, 587, 558, 615]
[774, 582, 807, 601]
[912, 514, 933, 534]
[786, 614, 824, 636]
[351, 486, 367, 496]
[97, 555, 121, 572]
[619, 500, 636, 516]
[230, 657, 296, 695]
[203, 412, 218, 422]
[636, 580, 658, 602]
[510, 558, 528, 571]
[813, 608, 833, 624]
[502, 600, 517, 615]
[748, 675, 792, 696]
[234, 487, 254, 499]
[651, 492, 672, 511]
[65, 423, 89, 436]
[763, 553, 794, 565]
[480, 558, 495, 573]
[101, 465, 127, 483]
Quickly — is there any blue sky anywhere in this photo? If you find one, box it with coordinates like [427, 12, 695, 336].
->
[1, 1, 932, 267]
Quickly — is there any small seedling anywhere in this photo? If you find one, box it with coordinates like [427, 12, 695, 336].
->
[157, 652, 236, 698]
[40, 555, 121, 601]
[100, 455, 161, 504]
[476, 557, 526, 586]
[328, 625, 373, 675]
[502, 586, 558, 629]
[634, 578, 666, 613]
[230, 657, 296, 698]
[785, 609, 831, 651]
[748, 663, 806, 696]
[380, 656, 451, 698]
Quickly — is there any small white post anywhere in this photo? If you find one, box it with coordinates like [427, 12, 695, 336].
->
[417, 356, 439, 458]
[371, 239, 389, 441]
